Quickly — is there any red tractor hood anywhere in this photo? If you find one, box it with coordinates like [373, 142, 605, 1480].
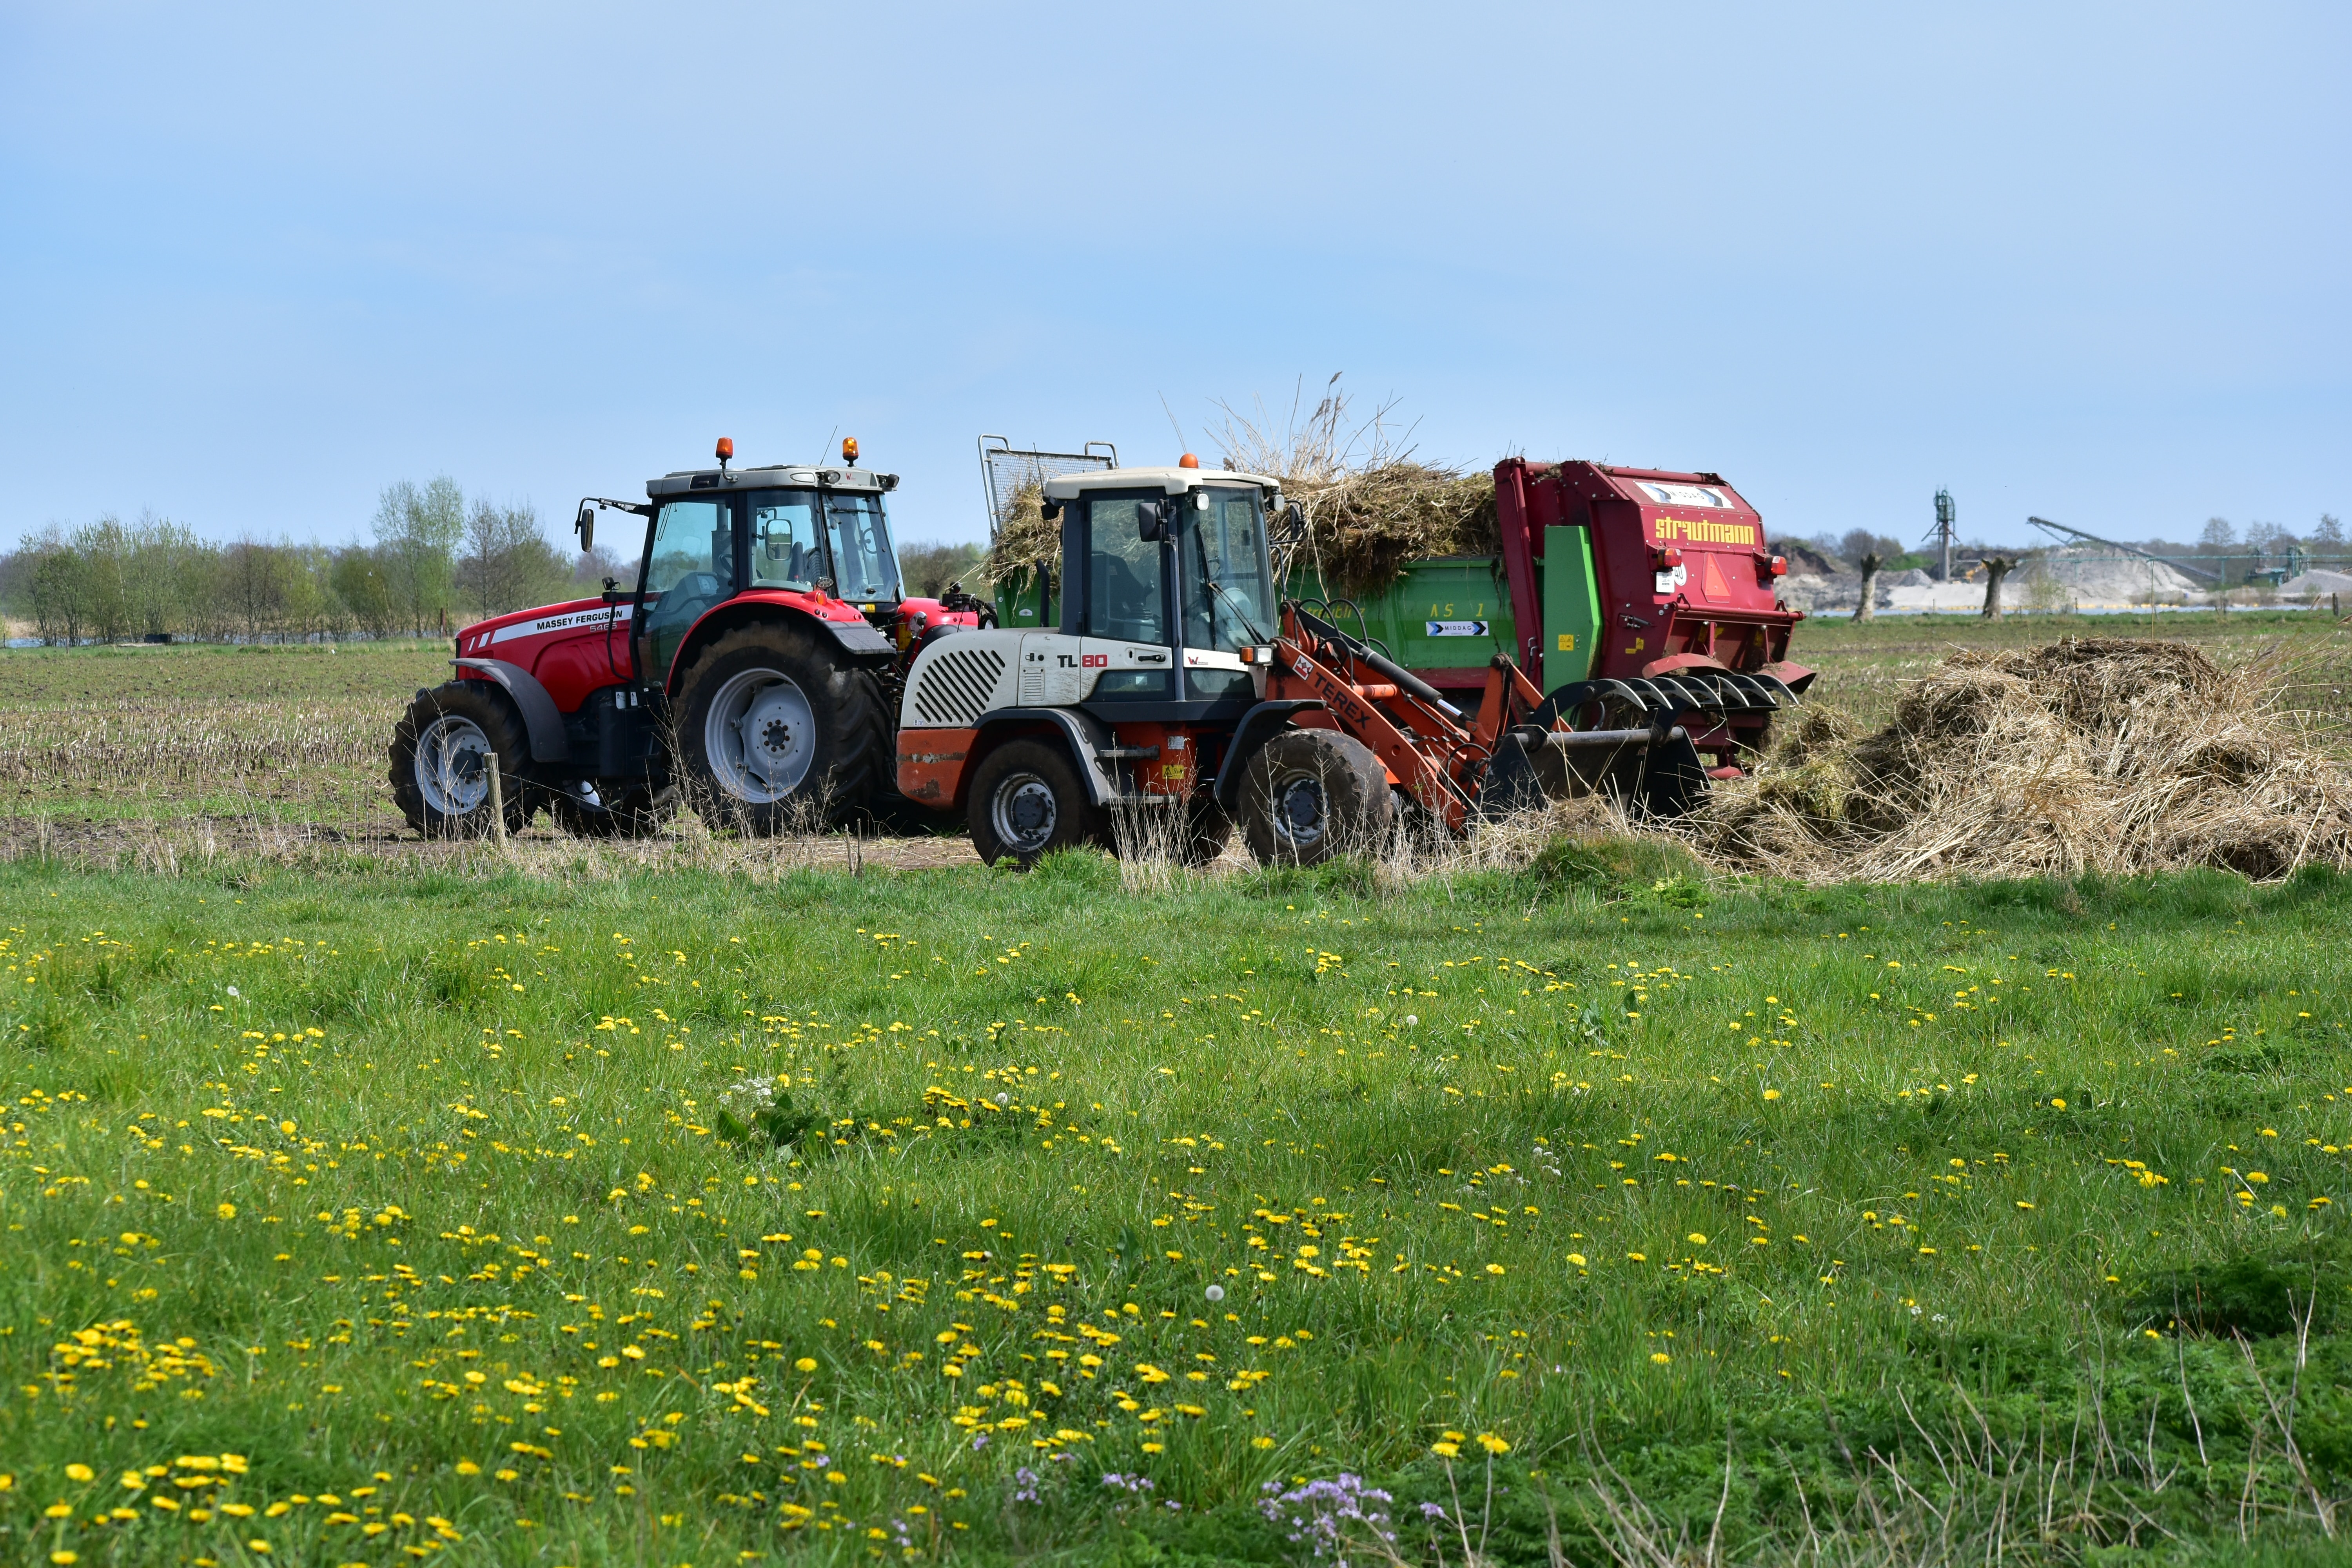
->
[454, 597, 618, 658]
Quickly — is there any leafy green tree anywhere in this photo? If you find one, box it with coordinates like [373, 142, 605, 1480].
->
[372, 476, 465, 633]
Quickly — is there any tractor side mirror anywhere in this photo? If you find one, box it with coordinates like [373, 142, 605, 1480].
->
[1040, 499, 1063, 522]
[574, 504, 595, 553]
[1136, 499, 1167, 542]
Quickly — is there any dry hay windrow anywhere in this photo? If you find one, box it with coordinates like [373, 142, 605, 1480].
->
[1693, 637, 2352, 883]
[980, 466, 1498, 600]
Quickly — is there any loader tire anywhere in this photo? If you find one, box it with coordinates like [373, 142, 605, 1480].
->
[675, 624, 889, 834]
[389, 682, 535, 839]
[968, 740, 1106, 869]
[1239, 728, 1395, 867]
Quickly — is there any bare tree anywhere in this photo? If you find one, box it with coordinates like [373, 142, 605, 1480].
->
[2314, 513, 2343, 548]
[1854, 552, 1881, 622]
[1981, 556, 2017, 619]
[457, 500, 565, 619]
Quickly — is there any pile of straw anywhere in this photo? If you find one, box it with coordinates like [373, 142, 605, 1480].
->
[981, 482, 1054, 586]
[1283, 463, 1497, 597]
[1695, 638, 2352, 882]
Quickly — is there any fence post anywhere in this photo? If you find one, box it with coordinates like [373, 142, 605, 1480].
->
[487, 753, 510, 851]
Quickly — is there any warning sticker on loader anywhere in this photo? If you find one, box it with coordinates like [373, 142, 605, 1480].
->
[1425, 620, 1488, 637]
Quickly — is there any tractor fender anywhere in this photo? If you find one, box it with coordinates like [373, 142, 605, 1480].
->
[666, 600, 896, 694]
[971, 707, 1118, 808]
[453, 657, 570, 764]
[1211, 699, 1324, 815]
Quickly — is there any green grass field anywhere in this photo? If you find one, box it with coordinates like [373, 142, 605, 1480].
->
[2, 847, 2348, 1565]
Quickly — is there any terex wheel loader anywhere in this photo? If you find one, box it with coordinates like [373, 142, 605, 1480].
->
[894, 454, 1809, 868]
[390, 438, 989, 837]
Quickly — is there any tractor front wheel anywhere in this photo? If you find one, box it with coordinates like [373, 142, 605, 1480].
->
[389, 682, 534, 838]
[968, 740, 1105, 869]
[1238, 728, 1395, 867]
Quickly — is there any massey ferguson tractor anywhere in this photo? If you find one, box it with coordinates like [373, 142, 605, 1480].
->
[388, 438, 987, 837]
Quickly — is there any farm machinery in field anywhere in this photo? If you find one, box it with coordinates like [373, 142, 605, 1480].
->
[391, 438, 1811, 862]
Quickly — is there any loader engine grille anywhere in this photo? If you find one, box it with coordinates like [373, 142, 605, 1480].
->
[910, 647, 1007, 726]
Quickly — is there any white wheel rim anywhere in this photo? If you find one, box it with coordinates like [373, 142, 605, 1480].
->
[990, 771, 1060, 855]
[706, 667, 816, 803]
[416, 714, 493, 817]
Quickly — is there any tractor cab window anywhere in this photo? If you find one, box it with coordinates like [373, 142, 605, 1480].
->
[1081, 494, 1167, 644]
[823, 491, 901, 604]
[1178, 487, 1275, 650]
[748, 490, 825, 592]
[640, 496, 737, 679]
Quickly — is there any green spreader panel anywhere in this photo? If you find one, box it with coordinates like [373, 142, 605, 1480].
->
[1540, 525, 1601, 688]
[1290, 559, 1515, 671]
[992, 568, 1050, 629]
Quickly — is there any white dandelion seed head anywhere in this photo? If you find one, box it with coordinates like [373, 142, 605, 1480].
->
[1205, 1284, 1225, 1302]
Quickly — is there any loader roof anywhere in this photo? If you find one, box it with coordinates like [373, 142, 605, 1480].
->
[1042, 465, 1279, 500]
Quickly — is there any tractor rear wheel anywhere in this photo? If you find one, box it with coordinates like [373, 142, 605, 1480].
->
[675, 624, 889, 833]
[1239, 728, 1395, 867]
[389, 682, 535, 838]
[968, 740, 1105, 868]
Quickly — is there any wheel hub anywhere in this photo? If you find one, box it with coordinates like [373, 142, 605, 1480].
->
[994, 774, 1058, 853]
[415, 714, 494, 818]
[706, 668, 817, 803]
[1276, 775, 1327, 846]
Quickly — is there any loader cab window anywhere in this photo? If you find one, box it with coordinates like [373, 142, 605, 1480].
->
[748, 490, 825, 592]
[1080, 493, 1167, 644]
[824, 491, 901, 604]
[1179, 487, 1275, 650]
[639, 496, 736, 680]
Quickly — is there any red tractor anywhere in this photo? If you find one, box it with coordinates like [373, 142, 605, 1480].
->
[389, 438, 987, 837]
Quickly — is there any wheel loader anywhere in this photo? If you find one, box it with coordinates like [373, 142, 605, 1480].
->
[895, 453, 1811, 866]
[389, 438, 989, 838]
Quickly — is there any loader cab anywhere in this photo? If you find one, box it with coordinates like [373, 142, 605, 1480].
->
[1040, 464, 1281, 711]
[633, 462, 904, 681]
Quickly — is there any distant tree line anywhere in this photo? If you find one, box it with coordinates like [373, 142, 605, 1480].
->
[0, 478, 613, 644]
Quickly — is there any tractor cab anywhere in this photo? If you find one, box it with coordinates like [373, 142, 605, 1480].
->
[628, 456, 904, 679]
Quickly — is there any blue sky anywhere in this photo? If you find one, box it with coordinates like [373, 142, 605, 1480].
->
[2, 3, 2344, 553]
